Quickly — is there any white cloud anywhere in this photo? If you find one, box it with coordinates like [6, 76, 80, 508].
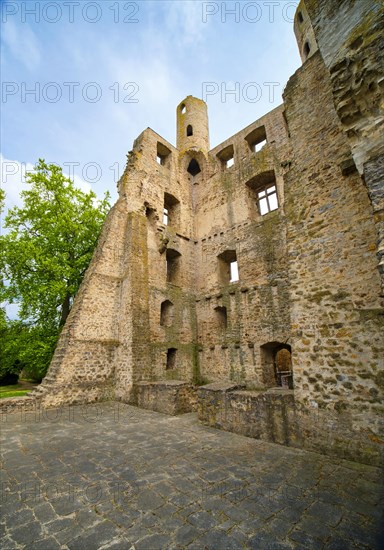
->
[1, 20, 41, 71]
[0, 154, 94, 220]
[161, 1, 206, 46]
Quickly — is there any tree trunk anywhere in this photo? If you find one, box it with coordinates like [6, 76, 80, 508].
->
[59, 292, 71, 327]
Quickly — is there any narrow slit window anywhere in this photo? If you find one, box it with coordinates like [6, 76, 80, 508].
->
[163, 208, 169, 225]
[303, 41, 311, 59]
[166, 348, 177, 370]
[230, 261, 239, 282]
[187, 125, 193, 136]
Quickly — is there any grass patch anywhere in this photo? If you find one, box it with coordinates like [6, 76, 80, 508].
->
[0, 390, 31, 399]
[0, 384, 22, 393]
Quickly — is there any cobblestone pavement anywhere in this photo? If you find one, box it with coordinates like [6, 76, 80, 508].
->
[1, 403, 383, 549]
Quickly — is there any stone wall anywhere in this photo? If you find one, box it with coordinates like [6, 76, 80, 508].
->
[194, 106, 292, 387]
[130, 381, 197, 415]
[296, 0, 384, 291]
[197, 384, 383, 466]
[283, 49, 383, 442]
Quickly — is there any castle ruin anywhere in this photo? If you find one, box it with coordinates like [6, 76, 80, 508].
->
[17, 0, 384, 466]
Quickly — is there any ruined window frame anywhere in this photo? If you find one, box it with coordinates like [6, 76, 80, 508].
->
[163, 192, 180, 228]
[245, 125, 268, 153]
[156, 142, 172, 168]
[257, 184, 279, 216]
[216, 144, 235, 170]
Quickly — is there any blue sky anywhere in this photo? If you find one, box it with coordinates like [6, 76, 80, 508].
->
[1, 0, 301, 207]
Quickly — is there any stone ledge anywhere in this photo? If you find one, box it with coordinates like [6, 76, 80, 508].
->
[198, 382, 246, 393]
[136, 380, 189, 387]
[197, 385, 295, 445]
[0, 396, 39, 415]
[130, 380, 197, 416]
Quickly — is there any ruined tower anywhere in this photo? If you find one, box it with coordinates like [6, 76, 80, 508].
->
[20, 0, 383, 466]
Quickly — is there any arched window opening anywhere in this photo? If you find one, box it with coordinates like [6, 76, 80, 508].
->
[187, 125, 193, 137]
[166, 348, 177, 370]
[297, 11, 303, 23]
[187, 159, 201, 176]
[180, 104, 186, 114]
[160, 300, 174, 327]
[303, 41, 311, 59]
[260, 342, 293, 389]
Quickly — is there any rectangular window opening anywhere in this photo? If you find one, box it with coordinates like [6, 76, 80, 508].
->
[245, 126, 267, 153]
[217, 144, 235, 170]
[163, 192, 180, 228]
[218, 250, 238, 285]
[215, 306, 228, 330]
[157, 142, 171, 168]
[166, 249, 181, 284]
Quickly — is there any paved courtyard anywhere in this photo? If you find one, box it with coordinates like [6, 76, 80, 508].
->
[1, 403, 383, 549]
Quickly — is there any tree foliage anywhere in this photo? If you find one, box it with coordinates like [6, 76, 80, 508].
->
[0, 160, 111, 381]
[0, 319, 58, 382]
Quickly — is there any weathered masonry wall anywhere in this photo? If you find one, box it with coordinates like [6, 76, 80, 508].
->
[197, 385, 383, 466]
[194, 106, 292, 387]
[295, 0, 384, 289]
[3, 0, 382, 466]
[283, 40, 384, 440]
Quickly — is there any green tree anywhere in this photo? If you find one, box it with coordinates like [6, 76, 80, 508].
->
[0, 320, 58, 382]
[0, 160, 111, 380]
